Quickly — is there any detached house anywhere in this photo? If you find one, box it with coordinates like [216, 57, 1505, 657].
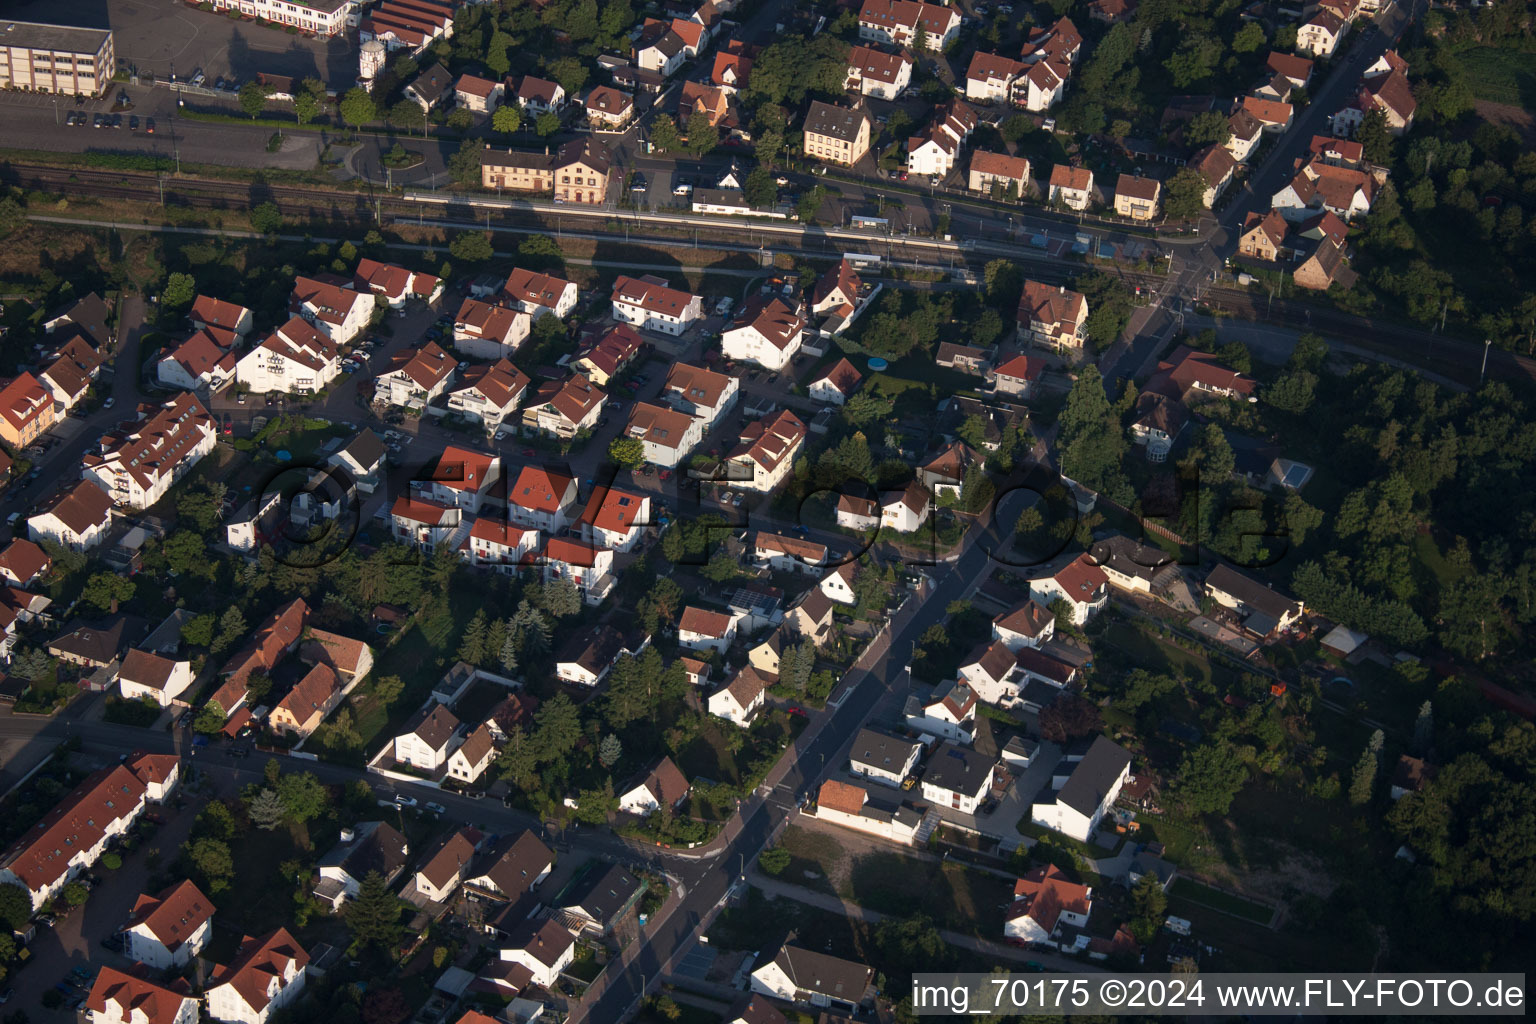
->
[269, 663, 343, 739]
[290, 275, 375, 345]
[353, 259, 442, 309]
[585, 85, 635, 128]
[414, 828, 483, 903]
[1048, 165, 1093, 210]
[1114, 174, 1161, 221]
[993, 600, 1055, 650]
[1205, 563, 1304, 634]
[158, 329, 238, 392]
[503, 268, 579, 320]
[1296, 9, 1345, 58]
[206, 929, 309, 1024]
[904, 678, 977, 744]
[992, 353, 1045, 398]
[189, 295, 254, 337]
[813, 780, 925, 845]
[555, 624, 626, 686]
[500, 918, 576, 988]
[452, 298, 531, 360]
[1030, 735, 1132, 841]
[450, 358, 530, 432]
[0, 372, 57, 447]
[721, 297, 805, 370]
[802, 100, 871, 167]
[514, 75, 566, 114]
[404, 64, 454, 111]
[846, 45, 912, 100]
[881, 482, 931, 533]
[663, 361, 738, 426]
[1239, 209, 1289, 260]
[728, 410, 806, 492]
[921, 743, 996, 813]
[617, 755, 691, 816]
[755, 531, 828, 573]
[808, 358, 863, 406]
[455, 74, 503, 113]
[578, 485, 651, 552]
[611, 275, 703, 336]
[1029, 554, 1109, 625]
[835, 494, 880, 531]
[1017, 281, 1089, 351]
[123, 879, 215, 969]
[87, 968, 198, 1024]
[28, 479, 114, 551]
[969, 150, 1031, 198]
[707, 665, 770, 725]
[1004, 864, 1092, 946]
[679, 606, 736, 653]
[573, 324, 645, 386]
[849, 727, 921, 787]
[423, 445, 502, 514]
[82, 393, 216, 509]
[1189, 143, 1238, 208]
[506, 464, 580, 532]
[375, 341, 458, 409]
[313, 821, 410, 908]
[394, 703, 462, 771]
[857, 0, 960, 49]
[118, 648, 195, 707]
[236, 317, 341, 395]
[463, 830, 554, 911]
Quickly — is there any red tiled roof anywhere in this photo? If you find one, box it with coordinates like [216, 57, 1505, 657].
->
[817, 779, 867, 815]
[0, 765, 147, 893]
[210, 928, 309, 1016]
[1052, 553, 1109, 602]
[508, 464, 575, 513]
[1049, 164, 1092, 192]
[189, 295, 250, 331]
[579, 485, 648, 535]
[127, 879, 215, 950]
[680, 605, 732, 637]
[87, 967, 193, 1024]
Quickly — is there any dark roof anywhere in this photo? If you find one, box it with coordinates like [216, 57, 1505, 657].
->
[473, 830, 554, 902]
[338, 429, 387, 471]
[1056, 735, 1132, 817]
[1088, 534, 1170, 584]
[556, 623, 626, 677]
[922, 742, 995, 797]
[761, 943, 873, 1002]
[334, 821, 411, 882]
[849, 728, 920, 772]
[1014, 647, 1076, 685]
[407, 64, 454, 104]
[50, 292, 112, 347]
[1205, 564, 1301, 621]
[400, 702, 460, 750]
[804, 100, 867, 143]
[48, 617, 138, 665]
[562, 862, 646, 926]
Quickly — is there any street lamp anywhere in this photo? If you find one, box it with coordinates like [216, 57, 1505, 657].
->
[1480, 338, 1492, 386]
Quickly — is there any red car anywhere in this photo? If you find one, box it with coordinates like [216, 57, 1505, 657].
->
[786, 705, 809, 718]
[658, 468, 672, 481]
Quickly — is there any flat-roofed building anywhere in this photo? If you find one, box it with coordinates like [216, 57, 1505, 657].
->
[0, 20, 115, 97]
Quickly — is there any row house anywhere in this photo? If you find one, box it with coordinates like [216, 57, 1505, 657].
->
[353, 258, 443, 309]
[236, 317, 341, 395]
[578, 485, 652, 552]
[268, 663, 344, 739]
[846, 44, 912, 100]
[41, 348, 95, 415]
[612, 275, 703, 336]
[635, 23, 687, 77]
[359, 0, 453, 49]
[290, 275, 375, 346]
[720, 297, 805, 370]
[392, 495, 463, 552]
[375, 341, 458, 409]
[453, 298, 531, 360]
[1225, 106, 1265, 162]
[573, 324, 645, 386]
[460, 517, 537, 574]
[522, 374, 606, 438]
[82, 393, 216, 509]
[1333, 64, 1416, 137]
[507, 464, 580, 532]
[209, 598, 310, 719]
[477, 138, 615, 205]
[857, 0, 961, 49]
[449, 358, 530, 432]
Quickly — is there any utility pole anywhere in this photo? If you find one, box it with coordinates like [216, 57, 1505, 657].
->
[1480, 338, 1492, 386]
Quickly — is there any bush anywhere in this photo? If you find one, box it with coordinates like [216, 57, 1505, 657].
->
[758, 847, 791, 876]
[101, 852, 123, 870]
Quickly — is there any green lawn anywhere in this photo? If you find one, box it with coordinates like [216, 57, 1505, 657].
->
[1449, 46, 1536, 106]
[1100, 620, 1243, 694]
[1169, 877, 1276, 925]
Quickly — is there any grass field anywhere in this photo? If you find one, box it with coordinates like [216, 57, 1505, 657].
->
[1170, 877, 1276, 925]
[1451, 46, 1536, 106]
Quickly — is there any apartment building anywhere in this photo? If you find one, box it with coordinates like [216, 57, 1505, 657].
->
[82, 393, 216, 509]
[236, 317, 341, 394]
[611, 275, 703, 335]
[0, 20, 115, 97]
[209, 0, 361, 37]
[802, 101, 871, 167]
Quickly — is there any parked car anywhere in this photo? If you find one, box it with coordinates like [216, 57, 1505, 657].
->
[103, 396, 115, 408]
[129, 115, 139, 130]
[146, 117, 156, 133]
[425, 801, 447, 815]
[394, 794, 418, 808]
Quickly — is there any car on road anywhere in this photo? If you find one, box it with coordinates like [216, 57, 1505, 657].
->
[103, 396, 115, 408]
[494, 428, 509, 441]
[775, 176, 789, 186]
[215, 76, 226, 90]
[394, 794, 418, 808]
[425, 801, 447, 815]
[630, 173, 647, 193]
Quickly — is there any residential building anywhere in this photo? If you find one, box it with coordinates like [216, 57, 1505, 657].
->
[479, 148, 556, 194]
[1293, 236, 1358, 291]
[993, 600, 1055, 650]
[422, 445, 502, 514]
[907, 123, 961, 179]
[1029, 554, 1109, 625]
[463, 831, 554, 908]
[617, 755, 691, 815]
[461, 517, 537, 574]
[802, 100, 872, 167]
[1296, 10, 1345, 57]
[1239, 209, 1288, 260]
[452, 298, 531, 360]
[1048, 165, 1093, 210]
[553, 137, 614, 205]
[210, 598, 310, 718]
[82, 393, 216, 509]
[635, 24, 687, 76]
[1015, 59, 1068, 112]
[300, 628, 373, 682]
[87, 968, 197, 1024]
[881, 482, 931, 533]
[754, 532, 827, 574]
[1017, 281, 1089, 351]
[0, 372, 55, 447]
[558, 862, 647, 936]
[118, 648, 195, 706]
[393, 703, 461, 771]
[920, 743, 995, 813]
[1266, 50, 1314, 89]
[1205, 563, 1304, 634]
[206, 929, 310, 1024]
[123, 879, 215, 969]
[585, 85, 635, 128]
[786, 587, 835, 645]
[289, 275, 375, 345]
[846, 45, 912, 100]
[0, 20, 115, 97]
[157, 329, 239, 392]
[1226, 106, 1265, 162]
[812, 780, 925, 845]
[506, 464, 580, 532]
[611, 275, 703, 335]
[965, 51, 1024, 103]
[679, 81, 730, 129]
[663, 361, 738, 425]
[969, 150, 1031, 198]
[0, 538, 50, 588]
[514, 75, 565, 114]
[1391, 755, 1436, 801]
[500, 918, 576, 988]
[707, 665, 770, 725]
[503, 269, 578, 320]
[43, 291, 114, 348]
[1088, 534, 1167, 594]
[554, 624, 626, 686]
[849, 727, 921, 787]
[1143, 345, 1258, 403]
[540, 536, 617, 605]
[1114, 174, 1161, 220]
[268, 663, 343, 739]
[712, 40, 755, 93]
[728, 998, 790, 1024]
[808, 358, 863, 405]
[456, 74, 503, 113]
[937, 343, 993, 376]
[236, 317, 341, 395]
[375, 341, 458, 409]
[1242, 95, 1294, 133]
[573, 324, 645, 385]
[819, 562, 858, 606]
[857, 0, 961, 49]
[522, 374, 606, 438]
[751, 943, 873, 1011]
[578, 485, 651, 552]
[449, 359, 530, 431]
[353, 259, 442, 309]
[1271, 159, 1377, 222]
[811, 259, 866, 319]
[330, 428, 388, 495]
[404, 64, 454, 111]
[835, 494, 880, 531]
[992, 354, 1045, 398]
[312, 821, 410, 908]
[904, 678, 977, 744]
[358, 0, 453, 51]
[1189, 143, 1237, 208]
[1004, 864, 1092, 945]
[1334, 67, 1416, 136]
[414, 828, 483, 903]
[919, 441, 982, 498]
[28, 479, 113, 551]
[728, 410, 806, 492]
[1030, 735, 1132, 841]
[721, 297, 805, 370]
[40, 351, 94, 413]
[1021, 16, 1083, 65]
[678, 606, 735, 653]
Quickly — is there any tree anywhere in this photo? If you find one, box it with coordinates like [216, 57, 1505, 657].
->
[0, 883, 31, 930]
[389, 99, 426, 136]
[239, 80, 272, 119]
[649, 115, 681, 153]
[248, 788, 286, 831]
[1056, 366, 1125, 491]
[163, 530, 212, 579]
[534, 692, 581, 760]
[162, 271, 197, 311]
[1038, 694, 1102, 743]
[608, 436, 645, 468]
[0, 195, 25, 238]
[249, 201, 283, 234]
[1413, 700, 1434, 754]
[1128, 873, 1168, 942]
[494, 105, 525, 135]
[373, 674, 405, 708]
[278, 771, 330, 823]
[599, 733, 623, 769]
[1267, 369, 1317, 414]
[1349, 734, 1380, 805]
[446, 108, 472, 133]
[81, 572, 134, 614]
[759, 847, 791, 875]
[1183, 111, 1232, 149]
[213, 606, 247, 654]
[1164, 167, 1208, 221]
[1356, 107, 1394, 165]
[686, 108, 717, 157]
[1232, 21, 1265, 53]
[797, 186, 830, 225]
[459, 610, 489, 666]
[185, 837, 235, 893]
[744, 166, 776, 209]
[61, 881, 89, 907]
[347, 871, 403, 950]
[449, 232, 494, 262]
[294, 91, 320, 126]
[194, 700, 226, 735]
[1176, 742, 1249, 815]
[541, 577, 582, 618]
[339, 87, 377, 129]
[536, 111, 560, 138]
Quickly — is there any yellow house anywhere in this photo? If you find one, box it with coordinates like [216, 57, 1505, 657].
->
[269, 663, 342, 738]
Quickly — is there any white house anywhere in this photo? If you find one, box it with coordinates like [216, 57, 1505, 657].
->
[721, 297, 804, 370]
[354, 259, 443, 309]
[118, 648, 195, 707]
[617, 755, 691, 816]
[835, 494, 880, 531]
[965, 51, 1024, 103]
[463, 831, 554, 909]
[312, 821, 409, 909]
[750, 944, 873, 1011]
[707, 665, 770, 725]
[1030, 735, 1132, 841]
[1029, 554, 1109, 626]
[812, 780, 925, 846]
[81, 393, 216, 509]
[453, 298, 531, 360]
[920, 742, 996, 814]
[375, 341, 458, 410]
[448, 358, 530, 432]
[755, 531, 823, 575]
[393, 703, 462, 771]
[189, 295, 254, 337]
[1015, 59, 1066, 112]
[958, 640, 1027, 706]
[330, 429, 388, 495]
[808, 358, 862, 406]
[1048, 165, 1094, 210]
[663, 361, 738, 426]
[612, 275, 702, 335]
[290, 275, 375, 346]
[413, 828, 483, 904]
[460, 517, 538, 573]
[28, 479, 114, 552]
[88, 968, 199, 1024]
[848, 727, 921, 787]
[636, 28, 687, 76]
[819, 562, 858, 606]
[157, 328, 238, 392]
[514, 75, 567, 114]
[857, 0, 961, 49]
[206, 929, 309, 1024]
[540, 536, 617, 605]
[123, 879, 215, 969]
[455, 74, 504, 113]
[523, 374, 607, 438]
[881, 482, 931, 533]
[391, 496, 463, 552]
[554, 624, 626, 687]
[1004, 865, 1092, 946]
[992, 600, 1055, 650]
[1296, 10, 1345, 57]
[503, 268, 579, 320]
[422, 445, 502, 514]
[678, 605, 735, 653]
[445, 723, 499, 785]
[500, 918, 576, 987]
[236, 317, 341, 395]
[623, 401, 706, 468]
[506, 464, 580, 532]
[727, 410, 806, 492]
[846, 44, 912, 100]
[578, 486, 651, 552]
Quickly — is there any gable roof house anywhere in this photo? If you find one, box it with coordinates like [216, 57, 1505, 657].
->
[881, 481, 931, 533]
[1017, 281, 1089, 351]
[209, 597, 310, 719]
[707, 665, 771, 726]
[1205, 563, 1305, 635]
[721, 297, 805, 371]
[1239, 209, 1290, 260]
[849, 727, 922, 787]
[0, 372, 56, 448]
[87, 968, 198, 1024]
[449, 358, 531, 432]
[992, 600, 1056, 651]
[405, 63, 455, 110]
[1029, 554, 1109, 625]
[807, 358, 863, 407]
[585, 85, 636, 128]
[965, 50, 1025, 103]
[353, 258, 443, 309]
[499, 917, 577, 989]
[375, 341, 458, 409]
[28, 478, 114, 552]
[268, 663, 344, 739]
[969, 150, 1031, 198]
[904, 678, 978, 745]
[188, 295, 254, 337]
[123, 879, 215, 969]
[205, 928, 310, 1024]
[40, 350, 95, 413]
[81, 393, 216, 510]
[663, 361, 739, 425]
[678, 605, 736, 653]
[503, 268, 579, 320]
[1030, 735, 1133, 841]
[455, 73, 504, 113]
[452, 298, 531, 361]
[393, 702, 462, 771]
[413, 828, 484, 904]
[1292, 236, 1358, 292]
[857, 0, 961, 50]
[1048, 164, 1094, 211]
[236, 317, 342, 396]
[802, 100, 872, 168]
[812, 779, 926, 846]
[617, 755, 691, 816]
[422, 445, 503, 515]
[750, 943, 874, 1011]
[847, 44, 913, 100]
[464, 830, 555, 912]
[118, 648, 195, 707]
[505, 463, 580, 533]
[728, 410, 806, 493]
[1004, 864, 1093, 947]
[157, 328, 239, 392]
[312, 820, 410, 908]
[1190, 143, 1238, 207]
[611, 275, 703, 336]
[0, 538, 51, 588]
[522, 373, 606, 438]
[1088, 534, 1169, 595]
[554, 623, 627, 687]
[573, 324, 646, 386]
[290, 274, 375, 345]
[1296, 9, 1346, 57]
[578, 485, 652, 552]
[558, 862, 648, 936]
